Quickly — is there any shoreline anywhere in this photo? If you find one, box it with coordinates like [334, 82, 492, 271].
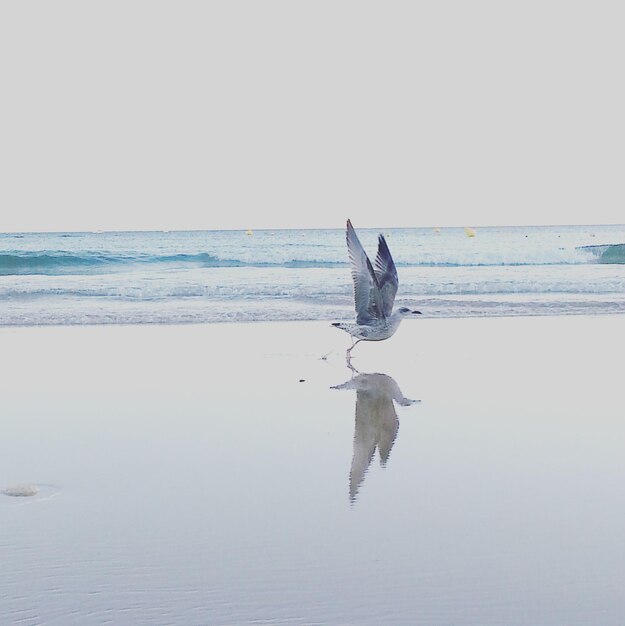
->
[1, 305, 625, 329]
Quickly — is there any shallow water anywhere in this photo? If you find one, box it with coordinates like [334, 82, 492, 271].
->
[2, 225, 625, 325]
[1, 318, 625, 624]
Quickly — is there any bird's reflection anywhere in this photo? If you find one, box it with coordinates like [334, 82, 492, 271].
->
[332, 371, 419, 502]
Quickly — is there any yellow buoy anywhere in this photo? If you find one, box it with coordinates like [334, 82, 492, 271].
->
[245, 229, 253, 236]
[464, 227, 476, 238]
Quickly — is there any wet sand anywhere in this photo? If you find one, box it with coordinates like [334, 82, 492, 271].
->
[1, 316, 625, 625]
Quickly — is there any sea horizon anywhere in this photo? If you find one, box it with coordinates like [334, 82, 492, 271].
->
[3, 221, 625, 235]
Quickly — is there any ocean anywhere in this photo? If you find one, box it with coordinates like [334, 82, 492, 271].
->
[1, 224, 624, 326]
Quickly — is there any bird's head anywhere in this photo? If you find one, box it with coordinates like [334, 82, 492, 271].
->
[398, 307, 422, 317]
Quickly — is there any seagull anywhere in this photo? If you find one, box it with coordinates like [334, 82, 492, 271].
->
[332, 219, 421, 361]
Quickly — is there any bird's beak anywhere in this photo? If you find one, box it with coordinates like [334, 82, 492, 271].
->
[412, 310, 422, 315]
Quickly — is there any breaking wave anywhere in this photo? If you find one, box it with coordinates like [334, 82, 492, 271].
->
[577, 243, 625, 264]
[0, 251, 346, 275]
[0, 246, 615, 276]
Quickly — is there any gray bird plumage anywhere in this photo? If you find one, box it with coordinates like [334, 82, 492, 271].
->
[347, 218, 398, 324]
[333, 219, 421, 360]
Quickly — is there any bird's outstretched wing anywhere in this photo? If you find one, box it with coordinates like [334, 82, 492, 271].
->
[346, 220, 386, 324]
[373, 234, 398, 317]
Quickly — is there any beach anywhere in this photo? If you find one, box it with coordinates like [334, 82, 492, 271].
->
[2, 315, 625, 625]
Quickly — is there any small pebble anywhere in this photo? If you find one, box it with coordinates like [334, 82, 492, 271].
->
[2, 484, 39, 497]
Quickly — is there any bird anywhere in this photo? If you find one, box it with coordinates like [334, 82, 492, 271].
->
[332, 219, 421, 361]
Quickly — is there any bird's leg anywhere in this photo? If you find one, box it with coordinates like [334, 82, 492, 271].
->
[346, 338, 362, 365]
[346, 357, 360, 375]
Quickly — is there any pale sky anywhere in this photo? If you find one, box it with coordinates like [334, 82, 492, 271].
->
[1, 2, 624, 232]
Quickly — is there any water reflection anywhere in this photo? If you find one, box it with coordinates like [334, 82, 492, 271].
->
[332, 371, 419, 502]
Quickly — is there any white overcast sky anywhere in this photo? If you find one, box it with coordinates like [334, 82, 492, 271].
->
[1, 2, 623, 232]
